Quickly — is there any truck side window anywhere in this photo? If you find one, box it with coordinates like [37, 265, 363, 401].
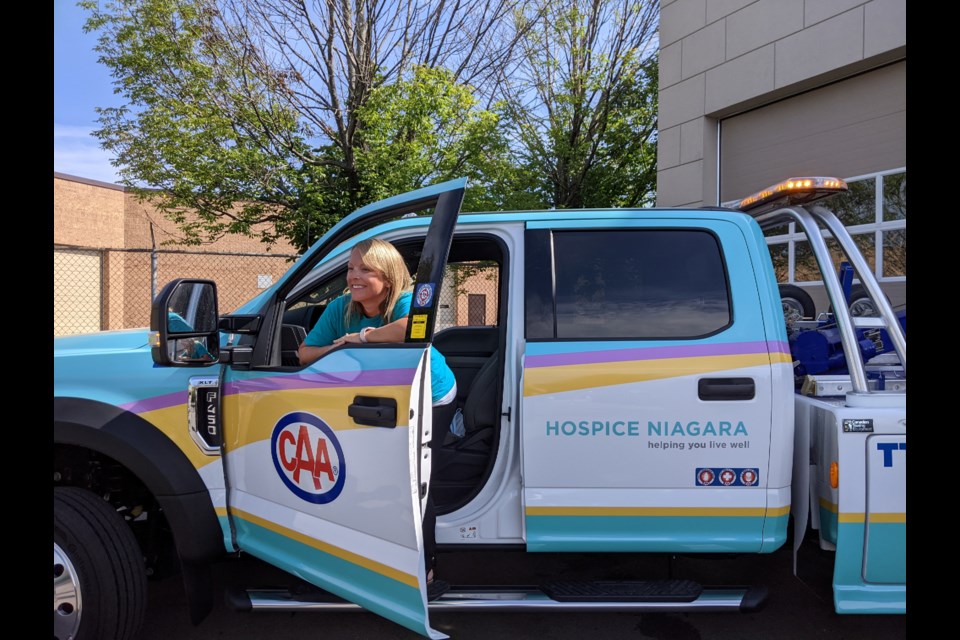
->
[284, 273, 349, 332]
[434, 260, 500, 331]
[551, 230, 731, 339]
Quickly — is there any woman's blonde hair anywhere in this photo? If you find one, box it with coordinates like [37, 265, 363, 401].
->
[344, 238, 412, 325]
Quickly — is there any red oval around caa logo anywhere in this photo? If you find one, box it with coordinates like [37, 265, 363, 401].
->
[740, 469, 758, 486]
[697, 469, 715, 485]
[271, 412, 346, 504]
[719, 468, 736, 486]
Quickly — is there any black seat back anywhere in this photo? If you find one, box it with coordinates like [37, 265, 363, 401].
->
[461, 351, 500, 434]
[281, 324, 307, 366]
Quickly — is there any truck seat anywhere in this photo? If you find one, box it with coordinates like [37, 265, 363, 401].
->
[432, 351, 501, 509]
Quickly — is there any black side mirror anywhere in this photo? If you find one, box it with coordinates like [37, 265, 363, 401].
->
[150, 279, 220, 366]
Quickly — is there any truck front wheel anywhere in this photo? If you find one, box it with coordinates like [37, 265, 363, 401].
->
[54, 487, 147, 640]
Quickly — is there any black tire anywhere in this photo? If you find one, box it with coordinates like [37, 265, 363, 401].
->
[778, 284, 816, 322]
[54, 487, 147, 640]
[847, 284, 884, 317]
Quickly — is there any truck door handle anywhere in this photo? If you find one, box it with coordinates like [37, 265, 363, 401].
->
[698, 378, 755, 401]
[348, 396, 398, 427]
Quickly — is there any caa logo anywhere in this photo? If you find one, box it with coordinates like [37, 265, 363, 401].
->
[271, 412, 346, 504]
[414, 283, 435, 308]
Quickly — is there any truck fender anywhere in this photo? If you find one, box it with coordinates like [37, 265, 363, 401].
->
[54, 396, 224, 624]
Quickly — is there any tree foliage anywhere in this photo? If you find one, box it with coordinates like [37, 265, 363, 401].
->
[79, 0, 659, 250]
[82, 0, 523, 251]
[502, 0, 659, 209]
[82, 0, 304, 245]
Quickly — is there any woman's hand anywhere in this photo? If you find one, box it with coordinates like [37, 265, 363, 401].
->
[364, 318, 408, 343]
[333, 332, 364, 345]
[298, 343, 334, 366]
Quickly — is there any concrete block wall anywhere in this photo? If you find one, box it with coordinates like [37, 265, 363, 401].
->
[657, 0, 906, 207]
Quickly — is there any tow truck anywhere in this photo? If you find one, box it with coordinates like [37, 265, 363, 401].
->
[54, 176, 905, 639]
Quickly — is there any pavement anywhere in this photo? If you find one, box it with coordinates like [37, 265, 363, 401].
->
[138, 532, 907, 639]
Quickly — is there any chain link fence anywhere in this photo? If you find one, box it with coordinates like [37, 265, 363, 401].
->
[435, 262, 500, 330]
[54, 245, 298, 337]
[55, 248, 501, 337]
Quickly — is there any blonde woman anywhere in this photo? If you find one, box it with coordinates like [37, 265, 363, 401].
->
[298, 238, 456, 600]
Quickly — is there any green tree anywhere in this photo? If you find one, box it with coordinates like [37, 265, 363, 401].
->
[81, 0, 524, 252]
[503, 0, 659, 209]
[354, 65, 540, 213]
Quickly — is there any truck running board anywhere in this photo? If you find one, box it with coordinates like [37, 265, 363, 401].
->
[228, 581, 767, 613]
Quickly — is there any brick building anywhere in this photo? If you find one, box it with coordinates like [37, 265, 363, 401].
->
[54, 173, 297, 336]
[54, 173, 499, 337]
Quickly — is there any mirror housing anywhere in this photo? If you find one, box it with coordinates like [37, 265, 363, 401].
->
[150, 279, 220, 366]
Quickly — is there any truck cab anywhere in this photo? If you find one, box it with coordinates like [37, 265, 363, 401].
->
[54, 177, 905, 640]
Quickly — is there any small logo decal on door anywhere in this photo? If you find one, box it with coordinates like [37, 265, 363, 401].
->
[414, 283, 435, 308]
[695, 467, 759, 487]
[271, 412, 346, 504]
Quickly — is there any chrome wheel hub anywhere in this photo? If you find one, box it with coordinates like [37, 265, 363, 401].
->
[54, 542, 82, 640]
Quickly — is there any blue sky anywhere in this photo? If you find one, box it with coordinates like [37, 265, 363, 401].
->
[54, 1, 123, 184]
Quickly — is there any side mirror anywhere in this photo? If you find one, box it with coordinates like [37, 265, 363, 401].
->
[150, 279, 220, 366]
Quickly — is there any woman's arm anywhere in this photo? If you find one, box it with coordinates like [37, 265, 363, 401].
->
[299, 318, 408, 365]
[298, 342, 336, 366]
[334, 317, 409, 345]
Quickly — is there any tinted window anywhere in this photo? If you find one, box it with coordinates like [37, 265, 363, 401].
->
[552, 230, 731, 339]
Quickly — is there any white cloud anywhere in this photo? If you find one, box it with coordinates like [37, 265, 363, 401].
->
[53, 123, 120, 185]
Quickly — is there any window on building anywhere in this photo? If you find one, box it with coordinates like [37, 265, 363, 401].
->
[550, 230, 731, 339]
[765, 169, 906, 285]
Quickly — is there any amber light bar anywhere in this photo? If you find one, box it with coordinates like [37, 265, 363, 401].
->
[728, 177, 848, 214]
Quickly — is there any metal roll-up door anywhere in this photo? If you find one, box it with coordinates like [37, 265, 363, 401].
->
[720, 62, 905, 202]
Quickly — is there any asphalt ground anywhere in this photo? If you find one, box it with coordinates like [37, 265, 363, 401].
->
[138, 533, 908, 640]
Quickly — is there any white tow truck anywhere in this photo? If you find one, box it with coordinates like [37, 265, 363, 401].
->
[54, 176, 905, 640]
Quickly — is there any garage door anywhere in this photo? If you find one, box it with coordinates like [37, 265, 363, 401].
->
[719, 62, 905, 202]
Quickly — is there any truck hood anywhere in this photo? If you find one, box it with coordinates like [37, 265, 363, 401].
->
[54, 328, 151, 357]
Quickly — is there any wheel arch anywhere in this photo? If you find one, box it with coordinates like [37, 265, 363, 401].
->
[54, 396, 225, 624]
[53, 396, 225, 566]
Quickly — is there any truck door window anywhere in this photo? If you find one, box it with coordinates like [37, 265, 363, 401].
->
[434, 260, 500, 332]
[550, 230, 731, 339]
[283, 272, 349, 332]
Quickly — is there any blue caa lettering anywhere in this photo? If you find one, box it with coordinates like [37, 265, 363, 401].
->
[876, 441, 906, 467]
[647, 421, 747, 436]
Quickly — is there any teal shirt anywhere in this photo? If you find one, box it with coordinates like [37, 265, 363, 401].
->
[304, 291, 455, 404]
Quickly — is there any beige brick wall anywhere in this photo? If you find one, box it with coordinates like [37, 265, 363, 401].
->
[453, 268, 500, 327]
[54, 173, 298, 333]
[54, 174, 296, 254]
[54, 176, 126, 249]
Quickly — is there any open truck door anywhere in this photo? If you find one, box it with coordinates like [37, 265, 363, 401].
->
[151, 179, 465, 638]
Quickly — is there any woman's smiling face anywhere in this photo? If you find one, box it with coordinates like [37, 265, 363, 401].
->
[347, 247, 389, 314]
